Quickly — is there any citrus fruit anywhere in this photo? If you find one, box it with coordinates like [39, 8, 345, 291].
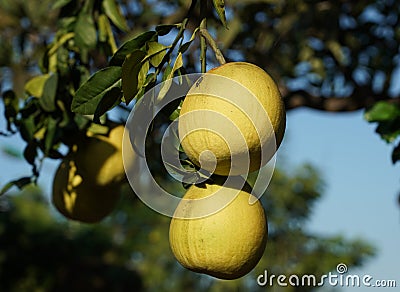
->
[178, 62, 286, 176]
[52, 159, 120, 223]
[75, 124, 126, 186]
[169, 177, 267, 280]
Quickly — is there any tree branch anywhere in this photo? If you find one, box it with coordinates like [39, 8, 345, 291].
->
[284, 89, 400, 112]
[200, 28, 226, 65]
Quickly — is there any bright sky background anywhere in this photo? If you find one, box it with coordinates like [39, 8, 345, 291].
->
[0, 103, 399, 290]
[279, 108, 400, 291]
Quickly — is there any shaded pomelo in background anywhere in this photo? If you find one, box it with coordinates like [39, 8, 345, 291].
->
[52, 159, 120, 223]
[74, 124, 126, 187]
[179, 62, 286, 176]
[169, 177, 267, 280]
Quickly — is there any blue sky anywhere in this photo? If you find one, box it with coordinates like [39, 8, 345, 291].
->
[279, 108, 400, 290]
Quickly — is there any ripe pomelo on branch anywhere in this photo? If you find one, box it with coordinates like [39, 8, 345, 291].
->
[169, 177, 267, 280]
[178, 62, 286, 176]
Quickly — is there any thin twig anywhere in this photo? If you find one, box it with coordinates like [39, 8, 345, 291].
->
[200, 28, 226, 65]
[199, 0, 207, 73]
[156, 18, 188, 75]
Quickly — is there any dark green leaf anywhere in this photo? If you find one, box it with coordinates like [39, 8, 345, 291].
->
[72, 66, 122, 115]
[121, 50, 148, 104]
[155, 24, 178, 36]
[178, 27, 198, 54]
[169, 100, 183, 121]
[44, 117, 58, 155]
[212, 0, 228, 28]
[0, 177, 34, 195]
[39, 74, 58, 112]
[74, 11, 97, 49]
[46, 149, 64, 159]
[23, 141, 37, 165]
[102, 0, 129, 31]
[391, 142, 400, 164]
[179, 41, 193, 54]
[375, 120, 400, 143]
[364, 101, 400, 122]
[2, 90, 18, 132]
[0, 181, 15, 196]
[93, 87, 123, 123]
[74, 114, 91, 130]
[109, 31, 157, 66]
[19, 115, 36, 142]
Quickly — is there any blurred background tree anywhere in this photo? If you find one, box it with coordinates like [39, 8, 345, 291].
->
[0, 0, 396, 290]
[0, 167, 374, 291]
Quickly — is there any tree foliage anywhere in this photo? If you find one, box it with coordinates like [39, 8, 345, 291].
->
[1, 0, 400, 193]
[0, 0, 391, 289]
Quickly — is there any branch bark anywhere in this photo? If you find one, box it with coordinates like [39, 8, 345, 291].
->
[283, 89, 400, 112]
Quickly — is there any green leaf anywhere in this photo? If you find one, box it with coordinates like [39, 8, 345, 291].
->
[74, 11, 97, 49]
[364, 101, 400, 122]
[109, 31, 157, 66]
[158, 53, 183, 101]
[19, 115, 36, 142]
[179, 27, 199, 54]
[98, 14, 109, 43]
[39, 73, 58, 112]
[23, 141, 37, 165]
[155, 24, 179, 36]
[212, 0, 228, 28]
[93, 87, 123, 123]
[0, 177, 33, 196]
[44, 117, 58, 156]
[2, 90, 19, 131]
[147, 41, 169, 67]
[121, 50, 148, 104]
[96, 15, 118, 54]
[52, 0, 72, 10]
[375, 121, 400, 143]
[25, 75, 49, 97]
[87, 123, 110, 135]
[72, 66, 122, 114]
[48, 32, 75, 56]
[102, 0, 129, 31]
[169, 106, 181, 121]
[391, 142, 400, 164]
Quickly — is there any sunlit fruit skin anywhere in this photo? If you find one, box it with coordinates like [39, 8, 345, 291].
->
[52, 159, 120, 223]
[179, 62, 286, 176]
[169, 178, 267, 280]
[74, 125, 126, 187]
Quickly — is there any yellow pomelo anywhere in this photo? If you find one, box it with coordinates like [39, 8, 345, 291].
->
[179, 62, 286, 176]
[52, 159, 120, 223]
[169, 178, 267, 280]
[75, 124, 126, 186]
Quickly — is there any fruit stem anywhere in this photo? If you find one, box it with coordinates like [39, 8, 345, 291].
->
[199, 0, 207, 73]
[200, 28, 226, 65]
